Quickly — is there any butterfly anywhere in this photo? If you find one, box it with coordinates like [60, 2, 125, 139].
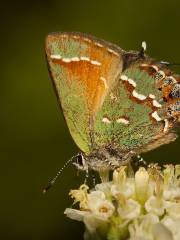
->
[45, 32, 180, 172]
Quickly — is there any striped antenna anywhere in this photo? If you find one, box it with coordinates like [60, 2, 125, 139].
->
[43, 155, 78, 193]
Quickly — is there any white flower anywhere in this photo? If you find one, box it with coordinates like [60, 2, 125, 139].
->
[165, 202, 180, 219]
[152, 223, 173, 240]
[111, 178, 135, 199]
[83, 214, 107, 234]
[128, 213, 159, 240]
[117, 199, 141, 220]
[162, 216, 180, 240]
[64, 208, 89, 221]
[135, 167, 149, 204]
[163, 165, 175, 187]
[88, 190, 106, 202]
[125, 179, 136, 198]
[111, 166, 134, 199]
[88, 191, 115, 220]
[113, 166, 127, 187]
[65, 164, 180, 240]
[145, 196, 166, 216]
[163, 188, 180, 201]
[64, 208, 108, 234]
[95, 182, 112, 198]
[69, 184, 89, 209]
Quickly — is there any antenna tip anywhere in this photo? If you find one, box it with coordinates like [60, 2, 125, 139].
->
[42, 183, 52, 194]
[42, 188, 47, 194]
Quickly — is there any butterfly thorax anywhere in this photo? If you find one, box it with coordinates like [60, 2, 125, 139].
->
[77, 145, 136, 171]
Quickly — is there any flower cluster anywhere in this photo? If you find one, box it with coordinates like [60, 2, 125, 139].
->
[64, 164, 180, 240]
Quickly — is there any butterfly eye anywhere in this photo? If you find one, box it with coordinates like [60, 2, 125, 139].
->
[76, 154, 83, 166]
[75, 153, 86, 168]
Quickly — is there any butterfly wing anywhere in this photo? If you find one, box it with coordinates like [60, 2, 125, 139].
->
[45, 32, 123, 153]
[93, 60, 179, 153]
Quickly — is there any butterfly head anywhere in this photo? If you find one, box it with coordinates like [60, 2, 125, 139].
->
[73, 153, 88, 171]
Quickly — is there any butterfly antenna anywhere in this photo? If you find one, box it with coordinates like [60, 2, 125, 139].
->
[43, 155, 76, 194]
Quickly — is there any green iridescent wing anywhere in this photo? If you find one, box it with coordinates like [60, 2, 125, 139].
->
[93, 61, 177, 152]
[45, 32, 124, 153]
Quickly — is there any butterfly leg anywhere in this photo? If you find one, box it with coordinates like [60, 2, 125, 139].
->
[134, 155, 147, 167]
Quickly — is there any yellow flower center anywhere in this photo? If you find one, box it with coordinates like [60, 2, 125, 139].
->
[99, 206, 109, 213]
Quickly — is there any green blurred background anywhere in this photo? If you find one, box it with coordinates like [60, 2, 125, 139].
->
[1, 0, 180, 239]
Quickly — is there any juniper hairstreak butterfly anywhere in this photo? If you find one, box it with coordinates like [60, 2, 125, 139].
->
[45, 32, 180, 174]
